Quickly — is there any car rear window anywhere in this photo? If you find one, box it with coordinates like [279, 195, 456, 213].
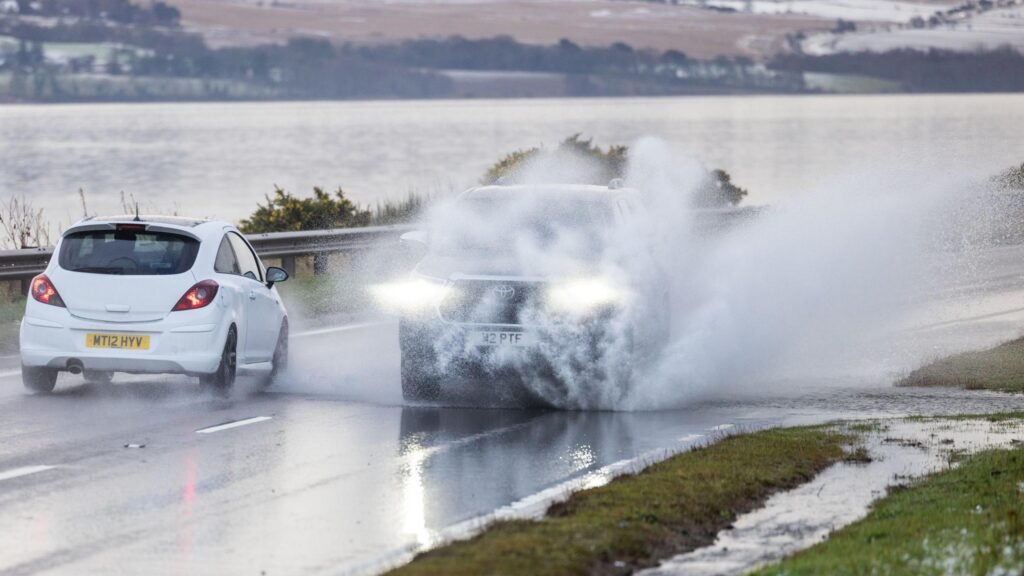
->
[59, 229, 200, 275]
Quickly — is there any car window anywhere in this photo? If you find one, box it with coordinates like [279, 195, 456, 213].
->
[228, 232, 262, 282]
[59, 229, 200, 275]
[435, 197, 612, 258]
[214, 236, 241, 275]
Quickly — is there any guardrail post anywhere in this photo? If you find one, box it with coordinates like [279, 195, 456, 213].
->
[313, 252, 328, 275]
[281, 255, 296, 277]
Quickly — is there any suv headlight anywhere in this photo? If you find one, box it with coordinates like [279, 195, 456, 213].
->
[371, 276, 450, 314]
[546, 278, 624, 315]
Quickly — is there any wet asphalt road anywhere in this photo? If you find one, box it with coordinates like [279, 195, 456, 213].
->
[2, 245, 1024, 575]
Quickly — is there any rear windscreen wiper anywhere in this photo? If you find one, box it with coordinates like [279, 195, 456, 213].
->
[71, 266, 125, 274]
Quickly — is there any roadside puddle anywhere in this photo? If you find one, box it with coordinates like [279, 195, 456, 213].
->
[641, 417, 1024, 576]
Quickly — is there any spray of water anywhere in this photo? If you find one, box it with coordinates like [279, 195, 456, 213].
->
[289, 137, 1016, 410]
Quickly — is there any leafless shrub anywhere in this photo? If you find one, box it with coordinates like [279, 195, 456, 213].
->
[0, 195, 52, 249]
[120, 190, 137, 215]
[119, 190, 180, 217]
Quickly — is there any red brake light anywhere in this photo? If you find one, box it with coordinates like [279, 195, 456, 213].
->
[172, 280, 219, 311]
[116, 224, 147, 232]
[30, 275, 66, 307]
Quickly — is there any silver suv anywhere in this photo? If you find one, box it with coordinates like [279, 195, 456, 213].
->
[389, 183, 670, 405]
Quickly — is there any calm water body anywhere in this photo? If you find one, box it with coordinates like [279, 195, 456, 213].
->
[1, 94, 1022, 224]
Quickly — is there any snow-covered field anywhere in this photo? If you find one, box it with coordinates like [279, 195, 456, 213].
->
[805, 5, 1024, 54]
[161, 0, 1020, 58]
[676, 0, 958, 24]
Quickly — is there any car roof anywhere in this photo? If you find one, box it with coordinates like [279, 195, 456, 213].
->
[463, 184, 639, 202]
[88, 214, 210, 227]
[64, 215, 231, 241]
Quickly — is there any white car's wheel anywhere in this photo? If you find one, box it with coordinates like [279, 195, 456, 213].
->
[23, 365, 57, 394]
[263, 322, 289, 389]
[200, 327, 237, 394]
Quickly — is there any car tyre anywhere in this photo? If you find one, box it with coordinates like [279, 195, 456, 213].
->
[401, 355, 441, 402]
[265, 322, 289, 388]
[399, 321, 441, 402]
[201, 327, 237, 395]
[23, 365, 57, 394]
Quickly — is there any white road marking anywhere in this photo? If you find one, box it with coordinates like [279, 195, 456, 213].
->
[710, 424, 735, 431]
[195, 416, 273, 434]
[0, 465, 57, 482]
[0, 369, 21, 379]
[292, 321, 389, 339]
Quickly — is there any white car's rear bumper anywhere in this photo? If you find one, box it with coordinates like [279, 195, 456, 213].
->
[20, 306, 228, 376]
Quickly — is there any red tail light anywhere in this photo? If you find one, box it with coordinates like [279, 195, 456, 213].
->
[30, 275, 66, 307]
[172, 280, 219, 311]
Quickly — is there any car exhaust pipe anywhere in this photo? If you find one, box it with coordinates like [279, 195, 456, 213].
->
[66, 359, 84, 375]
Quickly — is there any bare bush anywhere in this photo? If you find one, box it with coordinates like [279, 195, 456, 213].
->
[0, 195, 51, 249]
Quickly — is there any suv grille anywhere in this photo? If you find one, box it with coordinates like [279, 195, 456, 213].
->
[439, 280, 545, 325]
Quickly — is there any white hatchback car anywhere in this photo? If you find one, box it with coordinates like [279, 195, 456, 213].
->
[20, 216, 290, 394]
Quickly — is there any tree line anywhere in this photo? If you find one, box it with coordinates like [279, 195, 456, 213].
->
[4, 5, 1024, 101]
[771, 47, 1024, 92]
[0, 18, 798, 101]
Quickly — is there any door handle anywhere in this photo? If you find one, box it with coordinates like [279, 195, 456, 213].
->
[248, 290, 257, 301]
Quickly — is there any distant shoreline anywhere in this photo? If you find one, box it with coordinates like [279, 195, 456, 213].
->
[4, 90, 1024, 107]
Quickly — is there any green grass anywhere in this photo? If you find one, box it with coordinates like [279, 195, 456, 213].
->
[846, 420, 889, 434]
[754, 444, 1024, 575]
[905, 411, 1024, 423]
[0, 296, 24, 326]
[0, 296, 23, 354]
[388, 426, 850, 576]
[900, 337, 1024, 393]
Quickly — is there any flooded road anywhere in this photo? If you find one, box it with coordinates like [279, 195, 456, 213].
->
[0, 241, 1023, 574]
[3, 376, 1024, 575]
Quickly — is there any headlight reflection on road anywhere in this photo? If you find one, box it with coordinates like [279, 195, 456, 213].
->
[400, 441, 437, 548]
[371, 277, 451, 314]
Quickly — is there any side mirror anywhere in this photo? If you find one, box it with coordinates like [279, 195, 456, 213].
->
[265, 266, 289, 288]
[400, 230, 429, 249]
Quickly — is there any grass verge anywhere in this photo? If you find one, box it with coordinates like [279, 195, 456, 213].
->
[0, 296, 23, 354]
[754, 442, 1024, 575]
[900, 337, 1024, 393]
[276, 274, 372, 319]
[388, 426, 850, 576]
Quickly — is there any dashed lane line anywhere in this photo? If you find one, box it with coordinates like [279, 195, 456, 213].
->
[0, 465, 57, 482]
[291, 321, 390, 339]
[195, 416, 273, 434]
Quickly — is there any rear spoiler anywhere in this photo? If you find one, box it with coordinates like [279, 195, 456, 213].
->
[62, 222, 201, 242]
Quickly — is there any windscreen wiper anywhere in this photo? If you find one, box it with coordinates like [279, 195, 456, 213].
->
[71, 266, 126, 274]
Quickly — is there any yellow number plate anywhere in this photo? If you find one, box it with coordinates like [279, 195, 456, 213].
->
[85, 333, 151, 350]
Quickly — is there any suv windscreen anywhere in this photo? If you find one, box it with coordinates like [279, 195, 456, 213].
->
[59, 229, 200, 275]
[433, 197, 613, 258]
